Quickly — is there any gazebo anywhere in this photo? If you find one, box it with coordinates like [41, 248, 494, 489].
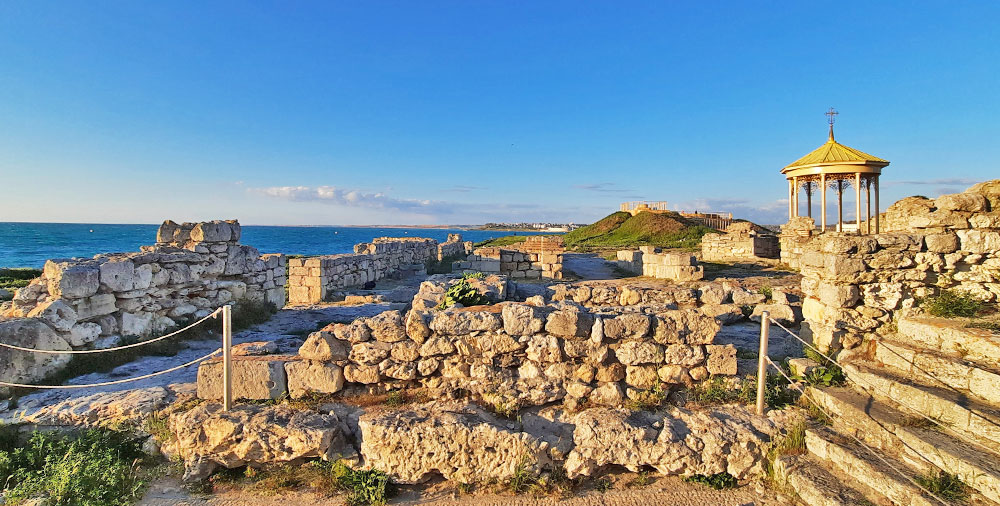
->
[782, 109, 890, 234]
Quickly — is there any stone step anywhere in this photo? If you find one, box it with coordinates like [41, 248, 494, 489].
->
[809, 385, 1000, 504]
[772, 453, 876, 506]
[844, 360, 1000, 450]
[897, 316, 1000, 365]
[805, 426, 937, 506]
[873, 338, 1000, 407]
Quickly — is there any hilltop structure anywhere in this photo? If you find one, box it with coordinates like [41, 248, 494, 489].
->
[782, 108, 889, 234]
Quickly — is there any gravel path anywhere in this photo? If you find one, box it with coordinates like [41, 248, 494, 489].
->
[562, 253, 619, 281]
[140, 475, 790, 506]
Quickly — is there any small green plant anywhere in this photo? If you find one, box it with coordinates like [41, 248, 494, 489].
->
[740, 305, 755, 318]
[457, 481, 474, 494]
[627, 470, 652, 488]
[331, 460, 396, 506]
[593, 476, 613, 492]
[507, 455, 536, 494]
[799, 348, 846, 387]
[438, 274, 491, 309]
[759, 285, 773, 300]
[967, 320, 1000, 332]
[735, 349, 758, 360]
[684, 472, 737, 490]
[806, 403, 832, 425]
[626, 383, 667, 411]
[764, 421, 806, 481]
[384, 391, 407, 407]
[914, 470, 970, 502]
[144, 412, 174, 443]
[920, 289, 986, 318]
[231, 299, 279, 331]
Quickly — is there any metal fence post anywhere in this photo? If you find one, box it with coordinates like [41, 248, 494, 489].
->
[222, 305, 233, 411]
[756, 311, 770, 416]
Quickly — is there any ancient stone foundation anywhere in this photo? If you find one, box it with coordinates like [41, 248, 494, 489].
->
[701, 222, 779, 262]
[1, 219, 286, 389]
[287, 235, 470, 304]
[615, 247, 704, 281]
[454, 236, 565, 280]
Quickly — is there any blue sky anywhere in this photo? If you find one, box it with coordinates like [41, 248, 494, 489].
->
[1, 1, 997, 226]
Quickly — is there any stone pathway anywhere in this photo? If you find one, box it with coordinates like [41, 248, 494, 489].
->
[1, 302, 403, 423]
[562, 253, 619, 281]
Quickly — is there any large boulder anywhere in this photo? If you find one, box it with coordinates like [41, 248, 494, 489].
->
[285, 361, 345, 398]
[564, 406, 776, 479]
[196, 356, 289, 400]
[170, 402, 352, 481]
[17, 387, 169, 427]
[429, 309, 502, 335]
[0, 318, 72, 391]
[367, 310, 408, 343]
[298, 330, 349, 361]
[358, 402, 554, 484]
[43, 260, 100, 299]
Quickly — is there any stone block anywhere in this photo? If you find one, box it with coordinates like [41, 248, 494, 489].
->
[197, 357, 289, 400]
[298, 331, 349, 361]
[285, 361, 344, 398]
[624, 365, 658, 389]
[614, 341, 663, 365]
[44, 260, 100, 299]
[545, 310, 595, 338]
[502, 303, 547, 336]
[705, 344, 737, 375]
[602, 313, 651, 339]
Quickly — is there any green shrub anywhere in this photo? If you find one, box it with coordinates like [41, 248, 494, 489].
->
[439, 275, 490, 309]
[920, 289, 986, 318]
[626, 383, 667, 411]
[0, 428, 149, 506]
[0, 267, 42, 292]
[914, 470, 969, 502]
[231, 299, 278, 331]
[758, 285, 773, 300]
[331, 461, 396, 506]
[684, 472, 737, 490]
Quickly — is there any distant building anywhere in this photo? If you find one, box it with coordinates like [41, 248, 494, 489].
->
[620, 201, 733, 230]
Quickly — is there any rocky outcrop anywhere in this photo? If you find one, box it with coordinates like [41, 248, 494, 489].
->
[169, 402, 353, 481]
[358, 402, 555, 484]
[0, 318, 71, 392]
[564, 406, 777, 479]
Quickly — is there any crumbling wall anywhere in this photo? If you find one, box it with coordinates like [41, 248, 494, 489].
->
[798, 181, 1000, 352]
[701, 222, 779, 262]
[615, 247, 704, 281]
[197, 300, 738, 409]
[437, 233, 472, 261]
[778, 217, 816, 269]
[455, 236, 565, 280]
[287, 237, 440, 305]
[1, 219, 285, 388]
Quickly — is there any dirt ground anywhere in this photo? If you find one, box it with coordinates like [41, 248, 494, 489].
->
[140, 473, 792, 506]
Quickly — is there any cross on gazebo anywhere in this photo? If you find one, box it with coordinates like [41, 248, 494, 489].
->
[826, 107, 838, 126]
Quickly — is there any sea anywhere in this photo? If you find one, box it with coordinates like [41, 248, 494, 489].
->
[0, 222, 551, 269]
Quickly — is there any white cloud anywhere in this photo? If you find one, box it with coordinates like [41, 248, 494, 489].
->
[251, 185, 451, 215]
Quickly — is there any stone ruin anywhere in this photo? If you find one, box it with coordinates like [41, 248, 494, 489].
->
[0, 220, 286, 391]
[615, 247, 704, 281]
[287, 235, 472, 305]
[794, 180, 1000, 352]
[701, 221, 780, 262]
[454, 235, 565, 280]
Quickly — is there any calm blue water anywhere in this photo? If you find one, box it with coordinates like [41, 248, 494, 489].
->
[0, 223, 551, 269]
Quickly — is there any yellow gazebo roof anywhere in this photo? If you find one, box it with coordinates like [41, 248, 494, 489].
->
[782, 127, 889, 173]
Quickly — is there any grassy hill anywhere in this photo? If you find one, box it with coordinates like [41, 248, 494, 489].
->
[562, 211, 717, 251]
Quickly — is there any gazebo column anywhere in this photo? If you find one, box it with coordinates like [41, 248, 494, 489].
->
[875, 176, 881, 233]
[836, 180, 844, 231]
[806, 182, 813, 218]
[820, 173, 827, 232]
[855, 173, 862, 235]
[865, 178, 872, 234]
[787, 179, 793, 220]
[792, 176, 799, 217]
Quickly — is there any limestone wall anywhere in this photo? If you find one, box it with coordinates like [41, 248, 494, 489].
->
[437, 233, 473, 261]
[615, 247, 704, 281]
[288, 237, 441, 305]
[454, 236, 565, 280]
[797, 181, 1000, 352]
[778, 217, 816, 269]
[701, 222, 779, 263]
[198, 301, 738, 409]
[1, 219, 286, 388]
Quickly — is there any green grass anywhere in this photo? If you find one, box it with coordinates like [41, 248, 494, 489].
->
[207, 460, 395, 505]
[0, 428, 151, 506]
[686, 374, 796, 409]
[0, 267, 42, 294]
[684, 472, 737, 490]
[920, 289, 987, 318]
[625, 383, 667, 411]
[562, 211, 718, 251]
[764, 421, 806, 481]
[474, 235, 529, 248]
[914, 470, 970, 502]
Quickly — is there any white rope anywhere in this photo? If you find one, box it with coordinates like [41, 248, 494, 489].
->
[0, 349, 221, 389]
[768, 318, 1000, 431]
[765, 356, 949, 506]
[0, 307, 222, 355]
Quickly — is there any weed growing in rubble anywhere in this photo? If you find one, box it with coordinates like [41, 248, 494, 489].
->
[920, 289, 986, 318]
[438, 274, 490, 309]
[915, 470, 970, 502]
[684, 471, 737, 490]
[0, 428, 150, 506]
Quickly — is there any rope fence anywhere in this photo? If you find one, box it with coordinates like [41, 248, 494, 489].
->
[1, 304, 236, 410]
